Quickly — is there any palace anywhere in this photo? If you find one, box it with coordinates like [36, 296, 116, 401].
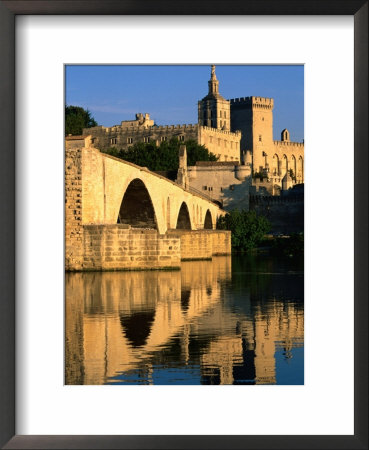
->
[83, 65, 304, 192]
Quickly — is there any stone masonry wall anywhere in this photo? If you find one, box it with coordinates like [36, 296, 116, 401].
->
[72, 227, 232, 271]
[83, 124, 198, 152]
[167, 229, 231, 261]
[82, 225, 181, 271]
[198, 126, 241, 162]
[211, 230, 232, 255]
[65, 146, 84, 270]
[187, 163, 251, 211]
[171, 230, 212, 260]
[249, 196, 304, 234]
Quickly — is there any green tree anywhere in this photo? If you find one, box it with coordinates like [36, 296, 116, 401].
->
[65, 105, 98, 136]
[184, 140, 218, 166]
[271, 233, 304, 257]
[103, 138, 218, 171]
[217, 209, 271, 252]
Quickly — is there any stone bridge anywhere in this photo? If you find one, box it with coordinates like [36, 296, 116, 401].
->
[65, 136, 230, 271]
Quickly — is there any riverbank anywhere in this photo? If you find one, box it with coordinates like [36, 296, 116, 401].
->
[232, 233, 304, 259]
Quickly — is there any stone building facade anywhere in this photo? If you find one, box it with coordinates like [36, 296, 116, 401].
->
[83, 117, 241, 163]
[82, 65, 303, 190]
[187, 161, 252, 211]
[230, 96, 304, 184]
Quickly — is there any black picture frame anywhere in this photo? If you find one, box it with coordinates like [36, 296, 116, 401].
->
[0, 1, 367, 449]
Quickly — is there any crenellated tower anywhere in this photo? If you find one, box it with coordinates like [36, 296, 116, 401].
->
[230, 96, 274, 173]
[198, 65, 231, 131]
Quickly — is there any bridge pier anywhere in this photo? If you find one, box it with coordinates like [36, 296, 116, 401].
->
[71, 225, 231, 272]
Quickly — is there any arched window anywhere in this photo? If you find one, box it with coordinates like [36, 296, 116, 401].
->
[291, 155, 296, 179]
[272, 154, 279, 176]
[282, 154, 288, 175]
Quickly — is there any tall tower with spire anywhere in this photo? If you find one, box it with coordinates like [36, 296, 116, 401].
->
[198, 65, 231, 130]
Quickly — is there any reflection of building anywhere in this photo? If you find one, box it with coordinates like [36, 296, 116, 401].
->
[65, 257, 304, 385]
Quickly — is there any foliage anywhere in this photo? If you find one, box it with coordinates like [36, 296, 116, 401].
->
[184, 139, 218, 166]
[65, 105, 98, 136]
[270, 233, 304, 257]
[102, 138, 218, 171]
[216, 210, 271, 252]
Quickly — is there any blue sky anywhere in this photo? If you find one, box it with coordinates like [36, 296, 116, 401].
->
[65, 65, 304, 142]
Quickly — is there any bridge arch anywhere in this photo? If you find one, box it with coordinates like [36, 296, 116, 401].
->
[176, 202, 192, 230]
[117, 178, 158, 229]
[204, 210, 213, 229]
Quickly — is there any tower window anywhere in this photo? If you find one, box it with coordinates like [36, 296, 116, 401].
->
[127, 137, 133, 144]
[110, 137, 117, 144]
[179, 135, 185, 141]
[161, 136, 167, 142]
[259, 135, 262, 142]
[144, 137, 150, 143]
[224, 111, 226, 118]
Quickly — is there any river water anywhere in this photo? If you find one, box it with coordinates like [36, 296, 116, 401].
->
[65, 255, 304, 385]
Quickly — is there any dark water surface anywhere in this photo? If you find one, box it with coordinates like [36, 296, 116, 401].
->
[65, 255, 304, 385]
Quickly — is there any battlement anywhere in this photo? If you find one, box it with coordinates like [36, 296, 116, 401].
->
[94, 123, 199, 134]
[200, 125, 241, 137]
[230, 96, 274, 109]
[153, 124, 198, 131]
[195, 161, 240, 167]
[274, 140, 304, 148]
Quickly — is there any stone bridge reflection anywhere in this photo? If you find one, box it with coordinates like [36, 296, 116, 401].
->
[65, 256, 304, 385]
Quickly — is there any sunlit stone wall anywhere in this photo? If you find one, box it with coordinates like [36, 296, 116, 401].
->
[167, 230, 231, 261]
[211, 230, 232, 255]
[82, 227, 232, 270]
[83, 225, 181, 271]
[65, 139, 84, 270]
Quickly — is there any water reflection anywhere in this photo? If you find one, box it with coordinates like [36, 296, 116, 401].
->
[65, 256, 303, 385]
